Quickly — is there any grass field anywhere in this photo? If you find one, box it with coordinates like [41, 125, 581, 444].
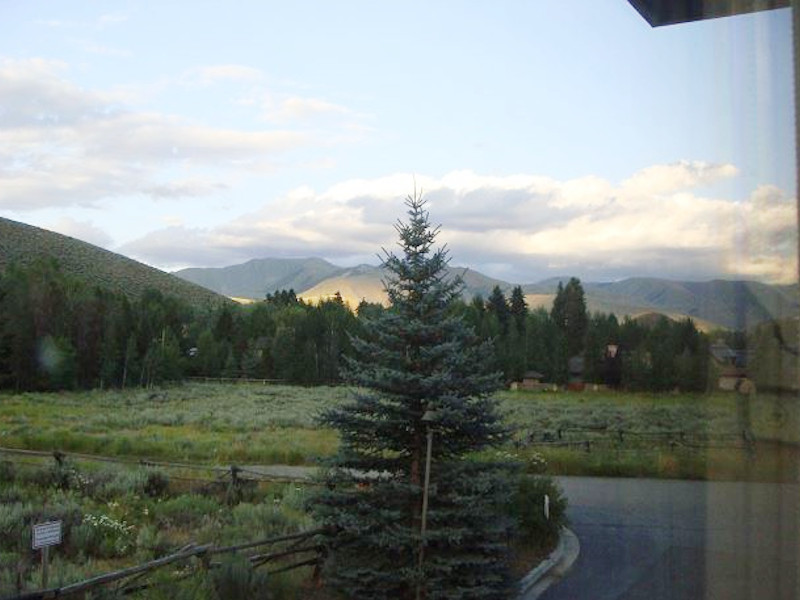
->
[0, 384, 345, 465]
[1, 382, 797, 481]
[500, 388, 799, 482]
[2, 383, 796, 596]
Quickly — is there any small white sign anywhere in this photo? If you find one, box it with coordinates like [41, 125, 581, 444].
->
[32, 521, 62, 549]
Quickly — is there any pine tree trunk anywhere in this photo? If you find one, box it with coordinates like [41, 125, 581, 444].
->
[410, 428, 423, 532]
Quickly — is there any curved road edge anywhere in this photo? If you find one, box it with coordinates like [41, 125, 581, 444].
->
[517, 527, 580, 600]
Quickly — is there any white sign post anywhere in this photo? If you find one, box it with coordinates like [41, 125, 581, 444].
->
[544, 494, 550, 520]
[32, 521, 62, 588]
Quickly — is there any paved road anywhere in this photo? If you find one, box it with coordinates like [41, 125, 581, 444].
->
[540, 476, 800, 600]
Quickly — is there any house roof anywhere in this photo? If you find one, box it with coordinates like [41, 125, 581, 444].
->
[710, 343, 737, 363]
[568, 356, 585, 374]
[710, 343, 750, 367]
[626, 0, 789, 27]
[523, 370, 545, 380]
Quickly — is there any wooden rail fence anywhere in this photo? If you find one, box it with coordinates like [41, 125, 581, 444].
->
[184, 376, 286, 385]
[0, 446, 315, 486]
[3, 527, 332, 600]
[515, 426, 762, 453]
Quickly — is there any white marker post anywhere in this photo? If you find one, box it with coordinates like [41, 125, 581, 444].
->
[32, 521, 62, 588]
[544, 494, 550, 520]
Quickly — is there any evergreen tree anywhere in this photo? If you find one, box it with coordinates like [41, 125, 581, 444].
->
[313, 195, 513, 600]
[647, 316, 676, 391]
[507, 286, 528, 381]
[549, 282, 566, 333]
[509, 286, 528, 333]
[550, 277, 588, 358]
[486, 285, 510, 335]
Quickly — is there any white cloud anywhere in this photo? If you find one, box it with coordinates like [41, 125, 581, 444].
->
[267, 97, 352, 122]
[72, 40, 132, 58]
[161, 215, 184, 227]
[82, 112, 305, 163]
[182, 65, 264, 86]
[0, 58, 320, 209]
[726, 185, 797, 282]
[259, 94, 369, 137]
[47, 216, 113, 248]
[145, 180, 229, 199]
[0, 57, 126, 127]
[120, 167, 798, 284]
[619, 161, 739, 198]
[182, 67, 366, 131]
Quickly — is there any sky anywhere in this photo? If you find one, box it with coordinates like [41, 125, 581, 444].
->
[0, 1, 796, 285]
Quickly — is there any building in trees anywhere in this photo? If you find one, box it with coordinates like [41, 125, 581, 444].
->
[313, 195, 514, 600]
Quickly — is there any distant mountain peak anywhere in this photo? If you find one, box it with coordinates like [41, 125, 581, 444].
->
[173, 256, 797, 330]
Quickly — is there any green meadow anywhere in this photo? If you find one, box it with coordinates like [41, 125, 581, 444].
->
[0, 384, 344, 466]
[1, 382, 796, 482]
[502, 389, 798, 482]
[2, 383, 796, 596]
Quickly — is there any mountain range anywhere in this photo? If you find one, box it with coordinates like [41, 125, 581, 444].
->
[175, 258, 799, 331]
[0, 216, 795, 331]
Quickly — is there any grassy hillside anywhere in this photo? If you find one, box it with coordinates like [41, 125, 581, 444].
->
[0, 217, 229, 308]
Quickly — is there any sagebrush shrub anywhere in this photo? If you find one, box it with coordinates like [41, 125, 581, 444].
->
[212, 554, 270, 600]
[153, 494, 220, 528]
[510, 475, 568, 548]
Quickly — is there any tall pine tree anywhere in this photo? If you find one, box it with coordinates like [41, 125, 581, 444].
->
[313, 194, 514, 599]
[550, 277, 588, 359]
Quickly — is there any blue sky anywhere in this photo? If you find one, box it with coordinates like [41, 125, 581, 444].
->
[0, 1, 796, 284]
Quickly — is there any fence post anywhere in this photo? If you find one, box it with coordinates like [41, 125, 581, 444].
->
[199, 546, 211, 574]
[228, 465, 241, 505]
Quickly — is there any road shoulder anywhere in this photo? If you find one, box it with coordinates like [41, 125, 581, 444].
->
[517, 527, 580, 600]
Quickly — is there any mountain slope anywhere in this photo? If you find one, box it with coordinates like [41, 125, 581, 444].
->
[179, 259, 514, 307]
[299, 269, 796, 329]
[176, 257, 343, 300]
[176, 256, 797, 330]
[297, 264, 511, 307]
[524, 277, 798, 330]
[298, 264, 385, 306]
[0, 217, 229, 308]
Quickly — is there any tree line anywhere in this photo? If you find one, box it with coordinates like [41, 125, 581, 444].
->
[0, 259, 715, 393]
[459, 277, 711, 392]
[0, 259, 358, 391]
